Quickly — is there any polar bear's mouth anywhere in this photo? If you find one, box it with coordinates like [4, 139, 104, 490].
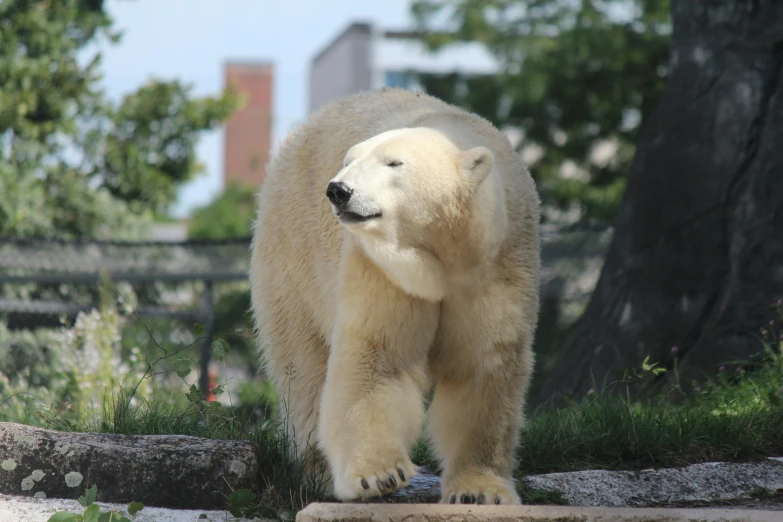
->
[338, 210, 382, 224]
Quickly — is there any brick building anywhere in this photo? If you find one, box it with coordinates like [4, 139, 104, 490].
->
[223, 61, 274, 186]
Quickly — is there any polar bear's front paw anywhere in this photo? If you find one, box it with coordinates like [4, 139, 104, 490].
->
[332, 451, 418, 501]
[440, 471, 521, 505]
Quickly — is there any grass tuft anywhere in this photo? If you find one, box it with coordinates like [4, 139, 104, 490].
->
[44, 380, 331, 516]
[517, 392, 783, 475]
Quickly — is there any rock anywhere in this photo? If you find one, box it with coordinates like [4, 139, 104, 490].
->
[371, 466, 441, 503]
[0, 422, 260, 510]
[2, 421, 781, 511]
[523, 457, 783, 508]
[0, 493, 262, 522]
[360, 457, 783, 508]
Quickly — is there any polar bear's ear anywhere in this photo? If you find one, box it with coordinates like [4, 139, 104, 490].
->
[460, 146, 494, 190]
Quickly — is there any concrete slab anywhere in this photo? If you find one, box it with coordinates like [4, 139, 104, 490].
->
[296, 502, 783, 522]
[0, 493, 258, 522]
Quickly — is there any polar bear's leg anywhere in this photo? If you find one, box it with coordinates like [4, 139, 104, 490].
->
[427, 359, 529, 505]
[426, 281, 536, 506]
[317, 245, 439, 501]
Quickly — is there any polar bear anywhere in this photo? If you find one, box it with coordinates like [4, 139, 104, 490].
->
[249, 88, 540, 505]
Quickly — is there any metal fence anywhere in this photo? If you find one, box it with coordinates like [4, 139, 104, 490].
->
[0, 237, 250, 395]
[0, 222, 613, 395]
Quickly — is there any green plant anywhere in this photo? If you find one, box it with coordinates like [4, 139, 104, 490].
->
[518, 486, 568, 506]
[46, 485, 144, 522]
[514, 305, 783, 476]
[411, 0, 671, 222]
[0, 0, 240, 240]
[188, 182, 258, 240]
[0, 279, 149, 426]
[227, 488, 279, 520]
[690, 298, 783, 414]
[410, 432, 440, 471]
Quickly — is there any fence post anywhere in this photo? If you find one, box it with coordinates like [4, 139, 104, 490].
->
[199, 279, 214, 399]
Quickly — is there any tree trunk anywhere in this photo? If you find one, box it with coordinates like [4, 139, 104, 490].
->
[537, 0, 783, 404]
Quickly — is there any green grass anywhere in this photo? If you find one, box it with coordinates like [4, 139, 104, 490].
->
[515, 308, 783, 477]
[42, 386, 331, 517]
[517, 390, 783, 476]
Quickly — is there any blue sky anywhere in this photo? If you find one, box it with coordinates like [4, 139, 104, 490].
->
[98, 0, 416, 218]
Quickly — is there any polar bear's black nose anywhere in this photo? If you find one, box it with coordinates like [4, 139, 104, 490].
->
[326, 181, 352, 207]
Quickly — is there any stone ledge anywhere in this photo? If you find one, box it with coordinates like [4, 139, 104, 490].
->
[524, 457, 783, 507]
[296, 502, 782, 522]
[0, 493, 258, 522]
[0, 422, 261, 510]
[2, 421, 782, 511]
[374, 458, 783, 507]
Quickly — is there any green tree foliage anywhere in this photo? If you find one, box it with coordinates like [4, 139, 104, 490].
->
[410, 0, 671, 221]
[100, 81, 240, 215]
[187, 182, 257, 240]
[0, 0, 240, 239]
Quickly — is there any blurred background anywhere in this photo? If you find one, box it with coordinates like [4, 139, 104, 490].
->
[1, 0, 780, 434]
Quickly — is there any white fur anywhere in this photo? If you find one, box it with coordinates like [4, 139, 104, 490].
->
[249, 88, 541, 505]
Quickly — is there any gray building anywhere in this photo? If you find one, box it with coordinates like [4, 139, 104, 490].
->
[308, 21, 500, 114]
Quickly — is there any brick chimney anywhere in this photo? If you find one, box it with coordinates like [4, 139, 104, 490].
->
[223, 61, 274, 187]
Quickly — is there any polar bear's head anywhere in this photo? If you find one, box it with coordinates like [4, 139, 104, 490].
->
[325, 127, 507, 300]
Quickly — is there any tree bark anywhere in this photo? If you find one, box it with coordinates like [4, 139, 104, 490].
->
[538, 1, 783, 404]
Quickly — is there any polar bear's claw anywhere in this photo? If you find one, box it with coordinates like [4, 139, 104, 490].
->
[334, 456, 416, 500]
[440, 471, 520, 506]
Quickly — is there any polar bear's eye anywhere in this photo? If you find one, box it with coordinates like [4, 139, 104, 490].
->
[386, 160, 403, 168]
